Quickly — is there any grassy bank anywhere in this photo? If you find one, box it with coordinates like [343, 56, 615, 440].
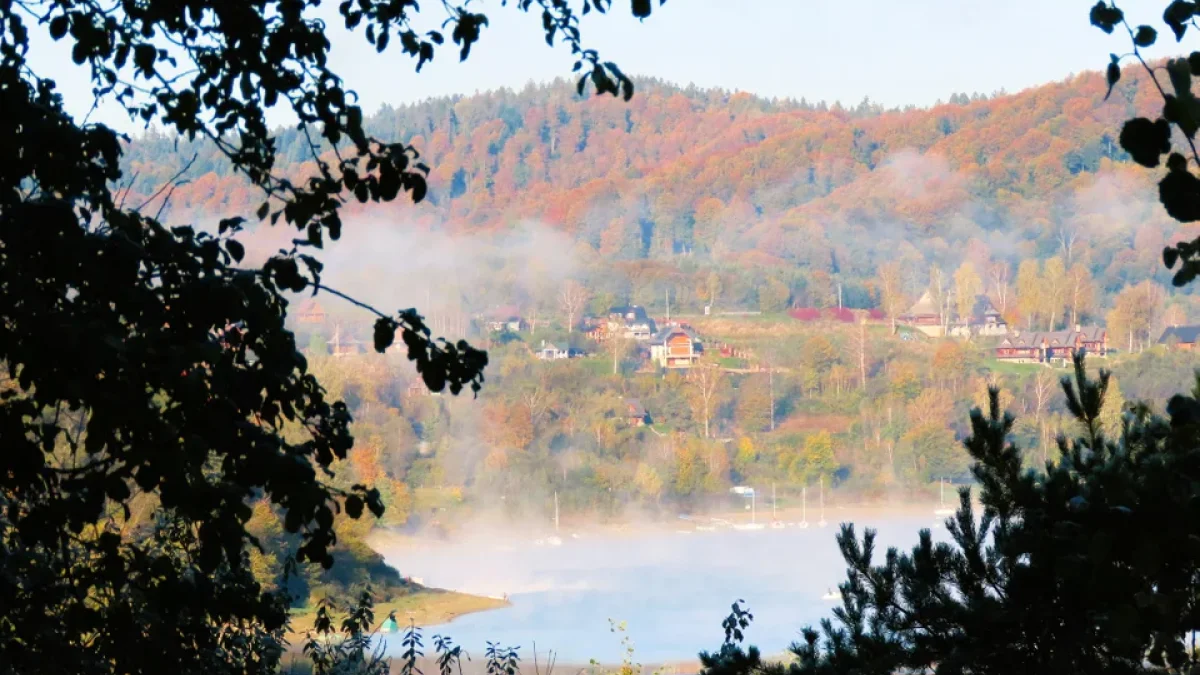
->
[287, 586, 508, 640]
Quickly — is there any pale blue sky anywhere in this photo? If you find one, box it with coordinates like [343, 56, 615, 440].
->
[26, 0, 1182, 132]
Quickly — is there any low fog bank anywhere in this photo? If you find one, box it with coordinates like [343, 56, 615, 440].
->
[238, 217, 581, 335]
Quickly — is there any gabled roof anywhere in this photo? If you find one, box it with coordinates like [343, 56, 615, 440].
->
[906, 290, 939, 317]
[1000, 332, 1044, 348]
[624, 398, 647, 417]
[651, 324, 700, 343]
[999, 326, 1105, 350]
[608, 305, 649, 322]
[540, 342, 565, 352]
[1160, 325, 1200, 344]
[1042, 329, 1077, 346]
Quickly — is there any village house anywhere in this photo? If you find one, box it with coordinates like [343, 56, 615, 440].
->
[294, 298, 328, 324]
[535, 341, 570, 360]
[898, 291, 946, 337]
[329, 324, 368, 357]
[995, 332, 1044, 363]
[610, 305, 657, 341]
[995, 325, 1108, 364]
[948, 296, 1008, 338]
[623, 398, 650, 427]
[1159, 325, 1200, 350]
[649, 324, 703, 369]
[479, 305, 528, 333]
[901, 291, 1006, 338]
[583, 305, 658, 342]
[404, 379, 442, 399]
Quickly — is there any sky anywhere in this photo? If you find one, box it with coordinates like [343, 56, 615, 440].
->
[24, 0, 1185, 132]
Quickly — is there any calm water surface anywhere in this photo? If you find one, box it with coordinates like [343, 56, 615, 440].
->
[376, 514, 949, 663]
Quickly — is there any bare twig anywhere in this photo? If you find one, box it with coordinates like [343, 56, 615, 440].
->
[133, 153, 198, 213]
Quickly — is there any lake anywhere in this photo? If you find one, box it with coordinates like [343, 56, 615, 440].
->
[374, 512, 952, 664]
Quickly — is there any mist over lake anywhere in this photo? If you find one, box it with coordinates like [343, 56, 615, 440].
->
[374, 513, 952, 663]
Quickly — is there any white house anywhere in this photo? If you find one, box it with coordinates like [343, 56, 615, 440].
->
[535, 341, 569, 360]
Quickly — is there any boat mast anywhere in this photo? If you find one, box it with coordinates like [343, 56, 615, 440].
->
[819, 476, 827, 527]
[772, 483, 777, 520]
[554, 491, 559, 533]
[802, 487, 807, 522]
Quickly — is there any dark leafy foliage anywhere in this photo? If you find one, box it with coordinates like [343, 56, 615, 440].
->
[301, 589, 389, 675]
[0, 0, 654, 672]
[701, 356, 1200, 675]
[1098, 1, 1200, 287]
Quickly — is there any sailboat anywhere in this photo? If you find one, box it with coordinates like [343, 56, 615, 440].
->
[817, 476, 828, 528]
[733, 486, 766, 530]
[798, 487, 809, 529]
[820, 587, 841, 602]
[934, 479, 955, 517]
[770, 483, 785, 529]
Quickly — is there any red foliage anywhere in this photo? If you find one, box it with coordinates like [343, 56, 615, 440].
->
[826, 308, 856, 323]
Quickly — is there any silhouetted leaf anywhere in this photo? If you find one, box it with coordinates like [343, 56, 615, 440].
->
[373, 317, 396, 353]
[1134, 24, 1157, 46]
[224, 239, 244, 263]
[1165, 0, 1195, 40]
[1106, 61, 1121, 100]
[1119, 117, 1171, 167]
[1090, 1, 1123, 33]
[1160, 168, 1200, 222]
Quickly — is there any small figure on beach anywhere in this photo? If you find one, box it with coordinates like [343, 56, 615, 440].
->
[380, 610, 399, 634]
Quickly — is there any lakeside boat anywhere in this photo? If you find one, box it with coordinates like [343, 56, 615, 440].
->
[821, 588, 841, 601]
[798, 487, 809, 529]
[818, 476, 828, 528]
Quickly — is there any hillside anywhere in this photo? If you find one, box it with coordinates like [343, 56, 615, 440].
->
[122, 64, 1197, 329]
[117, 66, 1200, 521]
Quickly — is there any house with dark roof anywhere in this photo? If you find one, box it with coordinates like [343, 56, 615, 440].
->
[948, 295, 1008, 338]
[586, 305, 658, 342]
[1159, 325, 1200, 350]
[649, 324, 703, 369]
[995, 325, 1107, 363]
[1075, 325, 1108, 356]
[479, 305, 528, 333]
[623, 398, 650, 427]
[995, 332, 1046, 363]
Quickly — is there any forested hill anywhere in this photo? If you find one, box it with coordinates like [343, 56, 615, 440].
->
[123, 64, 1196, 317]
